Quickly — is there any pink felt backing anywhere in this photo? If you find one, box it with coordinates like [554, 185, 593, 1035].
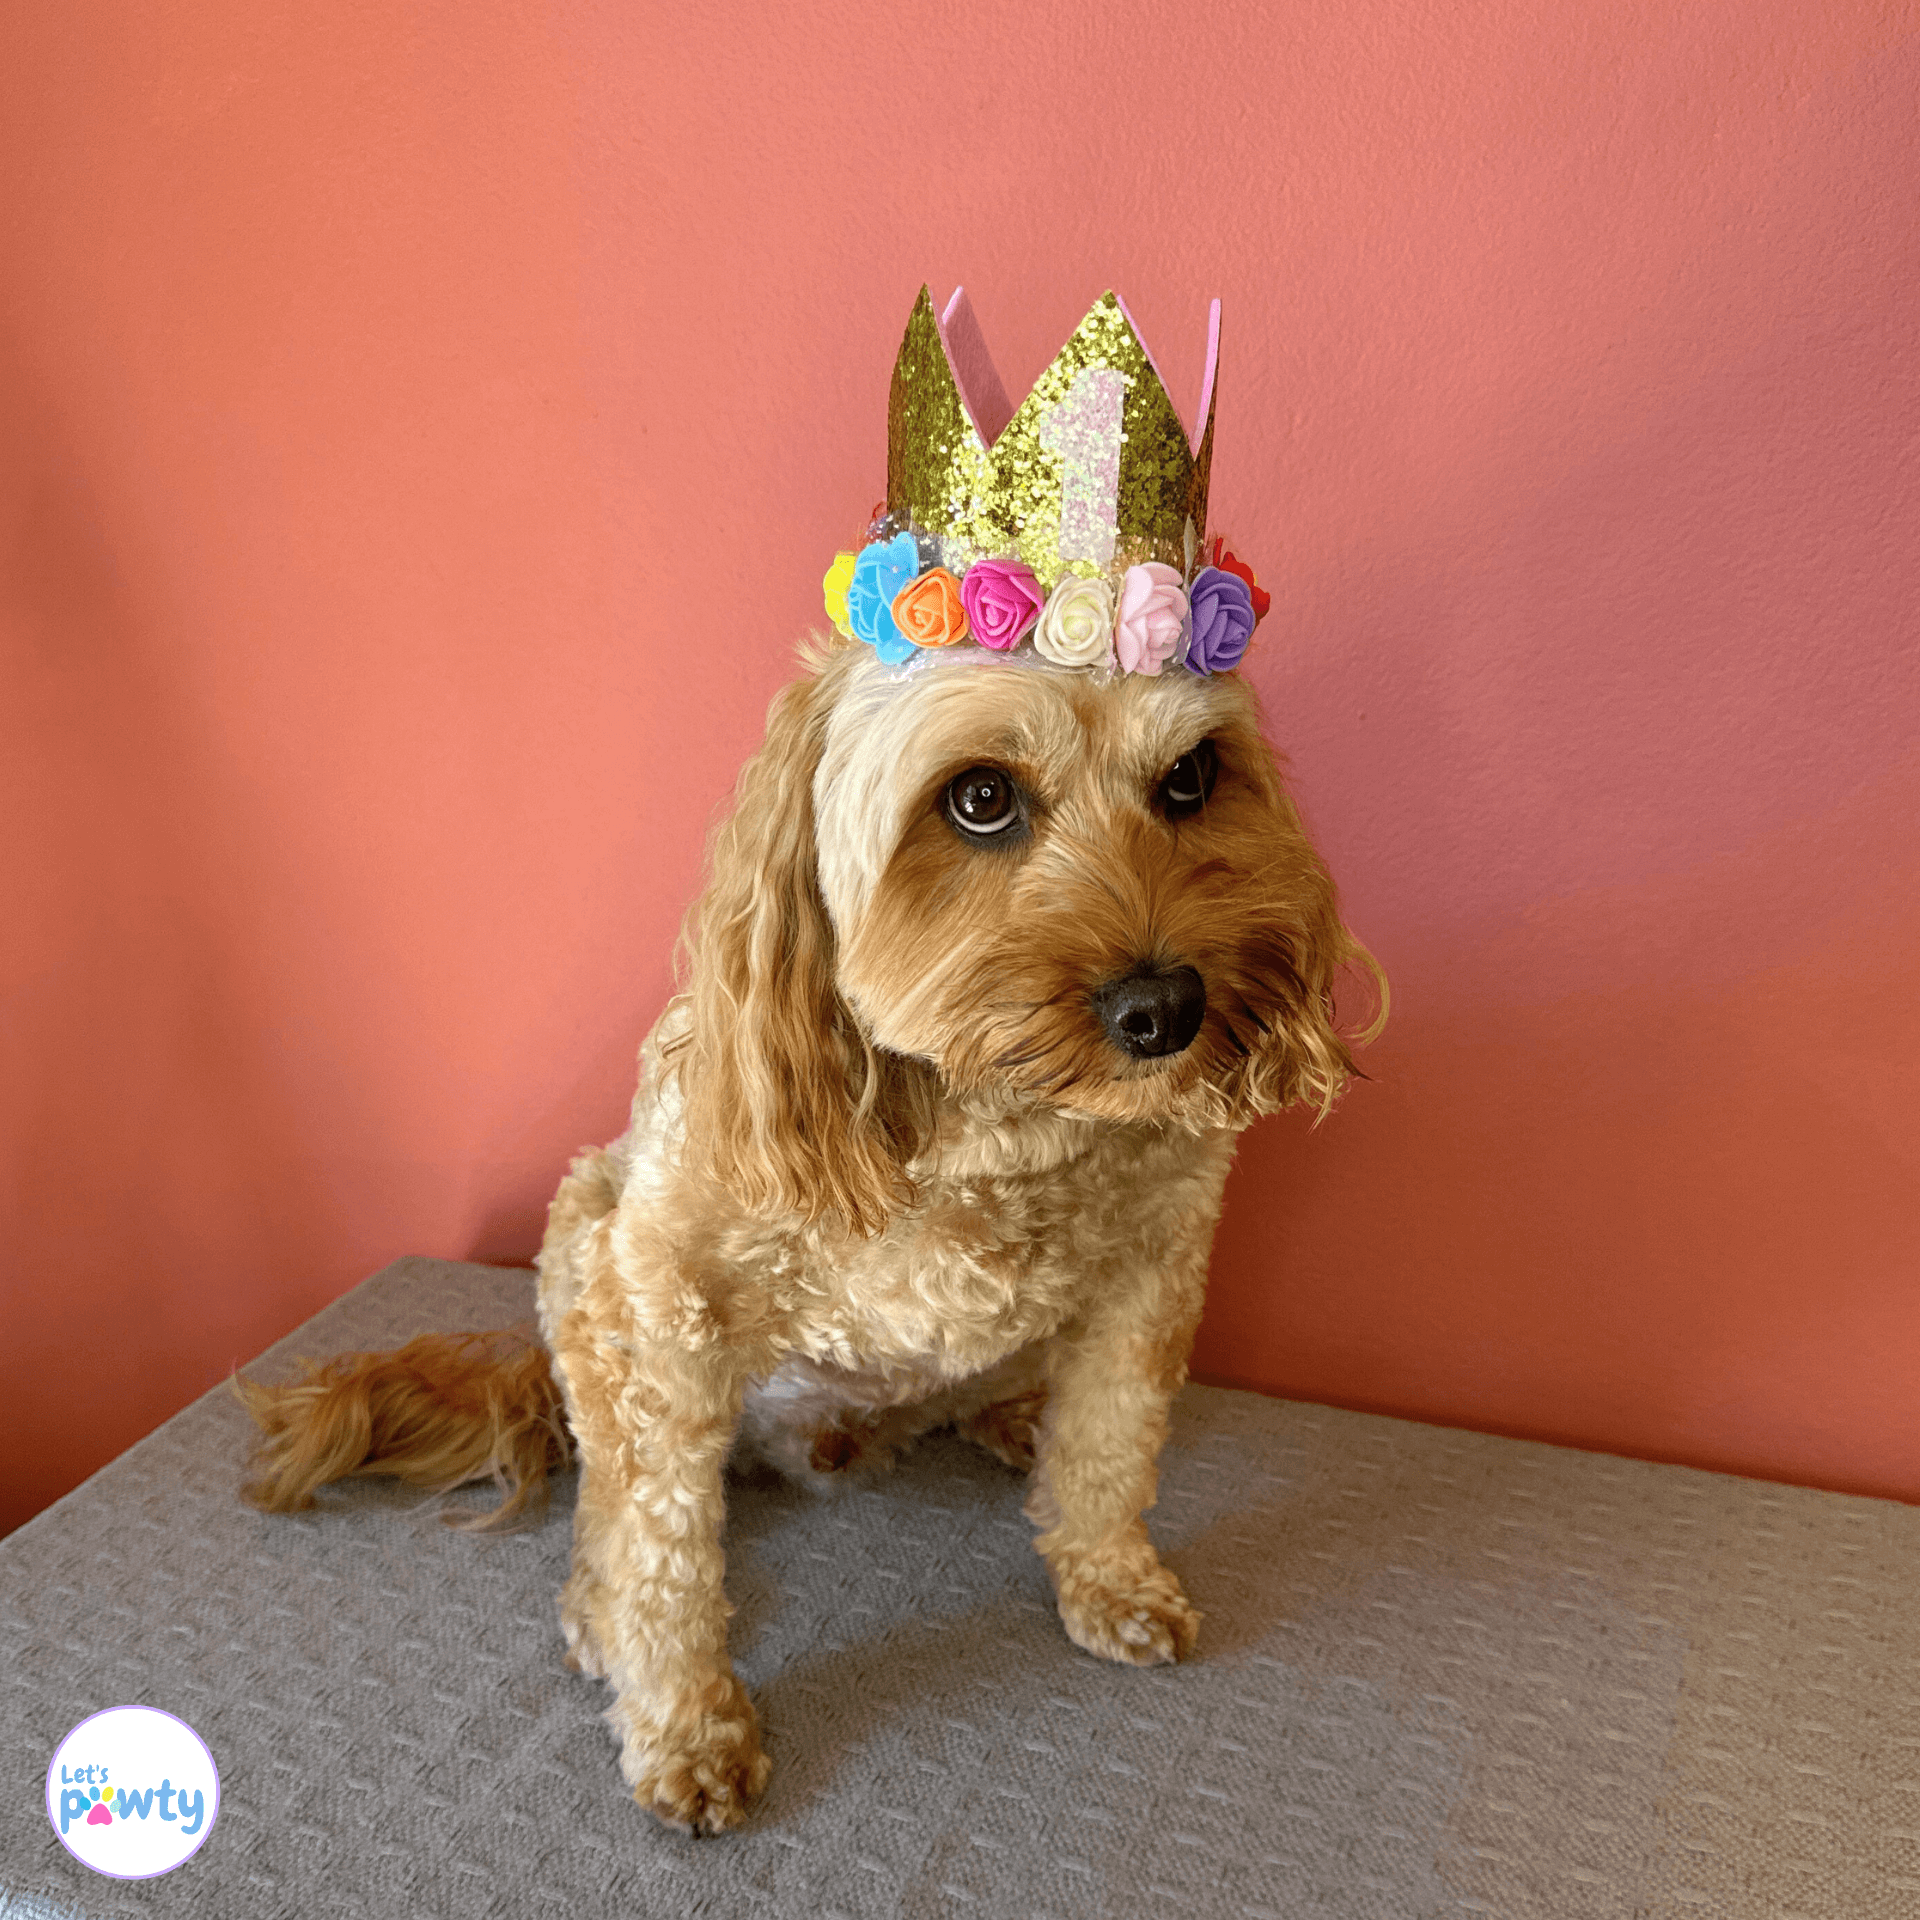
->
[939, 286, 1015, 448]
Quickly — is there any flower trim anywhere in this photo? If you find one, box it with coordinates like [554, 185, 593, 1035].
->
[1207, 537, 1271, 621]
[1034, 575, 1114, 668]
[892, 566, 969, 647]
[961, 560, 1045, 651]
[1186, 566, 1257, 674]
[1113, 562, 1189, 676]
[823, 552, 857, 638]
[847, 532, 921, 664]
[827, 530, 1269, 676]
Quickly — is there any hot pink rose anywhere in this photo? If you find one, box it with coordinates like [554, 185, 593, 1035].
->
[1113, 563, 1189, 675]
[959, 560, 1045, 651]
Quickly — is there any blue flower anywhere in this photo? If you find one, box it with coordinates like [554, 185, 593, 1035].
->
[847, 532, 922, 664]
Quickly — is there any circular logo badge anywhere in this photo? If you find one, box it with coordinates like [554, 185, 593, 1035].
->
[45, 1706, 220, 1879]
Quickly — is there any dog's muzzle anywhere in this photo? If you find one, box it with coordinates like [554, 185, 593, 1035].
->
[1092, 965, 1207, 1060]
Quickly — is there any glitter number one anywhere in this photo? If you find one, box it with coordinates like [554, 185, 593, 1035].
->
[1039, 368, 1128, 569]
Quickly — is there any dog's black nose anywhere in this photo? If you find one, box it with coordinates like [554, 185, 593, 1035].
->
[1092, 965, 1207, 1059]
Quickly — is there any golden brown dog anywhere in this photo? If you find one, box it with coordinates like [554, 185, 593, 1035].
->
[241, 633, 1380, 1835]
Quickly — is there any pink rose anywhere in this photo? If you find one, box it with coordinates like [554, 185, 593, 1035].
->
[959, 560, 1045, 651]
[1113, 563, 1189, 676]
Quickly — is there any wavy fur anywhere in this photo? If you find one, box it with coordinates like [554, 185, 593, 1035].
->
[239, 636, 1383, 1837]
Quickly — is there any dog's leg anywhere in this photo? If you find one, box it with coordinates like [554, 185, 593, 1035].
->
[551, 1286, 768, 1836]
[556, 1461, 615, 1681]
[1026, 1236, 1211, 1667]
[955, 1383, 1048, 1472]
[941, 1344, 1049, 1472]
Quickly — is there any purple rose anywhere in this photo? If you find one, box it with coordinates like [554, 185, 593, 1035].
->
[959, 560, 1045, 651]
[1185, 566, 1257, 673]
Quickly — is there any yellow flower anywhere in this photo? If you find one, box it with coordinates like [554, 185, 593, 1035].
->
[822, 552, 858, 638]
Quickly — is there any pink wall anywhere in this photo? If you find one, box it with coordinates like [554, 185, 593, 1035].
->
[4, 4, 1916, 1534]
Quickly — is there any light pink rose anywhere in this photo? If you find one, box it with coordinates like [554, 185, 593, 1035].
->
[1113, 563, 1189, 676]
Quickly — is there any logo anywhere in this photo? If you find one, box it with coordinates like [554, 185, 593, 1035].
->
[45, 1706, 220, 1879]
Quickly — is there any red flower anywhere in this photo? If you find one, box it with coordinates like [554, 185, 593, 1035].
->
[1208, 537, 1271, 622]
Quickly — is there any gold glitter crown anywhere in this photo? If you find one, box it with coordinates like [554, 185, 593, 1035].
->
[887, 286, 1219, 592]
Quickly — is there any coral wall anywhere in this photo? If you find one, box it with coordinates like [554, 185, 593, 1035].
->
[3, 2, 1915, 1532]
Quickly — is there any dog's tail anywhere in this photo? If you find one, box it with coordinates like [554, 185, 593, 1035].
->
[235, 1328, 573, 1529]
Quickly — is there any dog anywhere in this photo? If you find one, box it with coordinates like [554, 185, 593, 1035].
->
[240, 631, 1381, 1834]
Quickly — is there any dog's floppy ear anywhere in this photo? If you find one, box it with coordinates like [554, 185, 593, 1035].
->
[1215, 740, 1388, 1125]
[664, 658, 921, 1237]
[1248, 826, 1388, 1122]
[1275, 902, 1388, 1120]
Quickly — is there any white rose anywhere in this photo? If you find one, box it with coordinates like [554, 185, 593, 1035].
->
[1032, 575, 1114, 668]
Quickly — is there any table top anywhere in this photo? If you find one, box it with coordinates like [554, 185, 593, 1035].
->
[3, 1256, 1915, 1918]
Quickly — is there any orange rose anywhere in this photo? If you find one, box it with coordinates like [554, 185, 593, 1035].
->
[890, 566, 970, 647]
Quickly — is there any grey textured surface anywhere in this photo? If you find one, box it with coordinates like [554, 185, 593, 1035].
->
[2, 1258, 1917, 1919]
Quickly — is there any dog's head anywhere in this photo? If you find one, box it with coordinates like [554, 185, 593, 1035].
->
[665, 642, 1381, 1234]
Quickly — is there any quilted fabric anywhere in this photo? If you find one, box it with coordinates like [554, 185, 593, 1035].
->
[2, 1257, 1916, 1918]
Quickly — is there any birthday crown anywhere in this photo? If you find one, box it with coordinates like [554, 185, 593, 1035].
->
[824, 287, 1269, 677]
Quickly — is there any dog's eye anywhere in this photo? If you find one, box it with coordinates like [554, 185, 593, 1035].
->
[1159, 740, 1219, 820]
[945, 765, 1023, 839]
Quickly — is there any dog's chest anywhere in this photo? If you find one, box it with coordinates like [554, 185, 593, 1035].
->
[787, 1113, 1222, 1376]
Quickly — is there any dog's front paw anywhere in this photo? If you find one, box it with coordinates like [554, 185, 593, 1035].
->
[1052, 1558, 1201, 1666]
[631, 1731, 770, 1837]
[614, 1674, 771, 1836]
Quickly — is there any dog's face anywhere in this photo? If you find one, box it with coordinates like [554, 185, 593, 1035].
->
[669, 641, 1369, 1232]
[815, 646, 1355, 1131]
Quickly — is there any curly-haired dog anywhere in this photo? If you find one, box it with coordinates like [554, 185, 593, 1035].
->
[241, 635, 1380, 1834]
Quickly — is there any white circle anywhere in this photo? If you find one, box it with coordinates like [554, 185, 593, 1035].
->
[45, 1706, 220, 1880]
